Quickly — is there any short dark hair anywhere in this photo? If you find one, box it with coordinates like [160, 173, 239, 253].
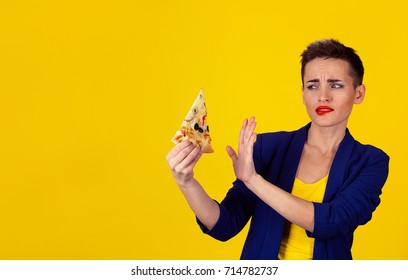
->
[300, 39, 364, 88]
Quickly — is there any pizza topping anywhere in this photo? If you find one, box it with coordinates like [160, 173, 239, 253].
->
[194, 123, 204, 133]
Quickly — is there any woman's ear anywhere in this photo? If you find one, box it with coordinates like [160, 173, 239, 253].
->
[354, 84, 366, 104]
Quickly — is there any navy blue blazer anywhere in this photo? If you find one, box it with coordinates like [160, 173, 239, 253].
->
[198, 123, 389, 259]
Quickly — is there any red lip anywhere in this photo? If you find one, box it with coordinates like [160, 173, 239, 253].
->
[315, 106, 334, 115]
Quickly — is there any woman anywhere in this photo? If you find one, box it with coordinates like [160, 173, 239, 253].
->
[166, 39, 389, 260]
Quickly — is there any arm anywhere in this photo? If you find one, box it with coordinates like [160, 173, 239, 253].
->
[166, 141, 220, 230]
[246, 175, 315, 232]
[227, 117, 315, 232]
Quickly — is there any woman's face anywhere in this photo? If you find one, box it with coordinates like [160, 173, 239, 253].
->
[302, 57, 365, 129]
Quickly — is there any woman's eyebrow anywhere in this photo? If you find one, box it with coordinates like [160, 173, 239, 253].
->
[306, 78, 343, 83]
[327, 79, 342, 83]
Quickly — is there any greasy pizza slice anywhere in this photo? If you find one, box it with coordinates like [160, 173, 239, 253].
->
[172, 89, 214, 153]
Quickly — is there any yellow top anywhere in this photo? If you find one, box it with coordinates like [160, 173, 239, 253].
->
[278, 175, 328, 260]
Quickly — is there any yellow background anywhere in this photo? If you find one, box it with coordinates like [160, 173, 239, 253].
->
[0, 1, 407, 259]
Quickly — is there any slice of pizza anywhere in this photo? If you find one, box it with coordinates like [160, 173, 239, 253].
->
[172, 89, 214, 153]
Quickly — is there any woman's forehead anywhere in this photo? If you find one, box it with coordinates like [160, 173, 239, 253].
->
[304, 58, 352, 80]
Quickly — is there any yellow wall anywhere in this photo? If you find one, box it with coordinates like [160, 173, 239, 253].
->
[0, 0, 406, 259]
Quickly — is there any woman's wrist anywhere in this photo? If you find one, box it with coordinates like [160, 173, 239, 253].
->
[243, 173, 263, 190]
[177, 177, 199, 190]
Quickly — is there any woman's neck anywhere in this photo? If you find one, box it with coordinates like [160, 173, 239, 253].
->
[306, 123, 347, 154]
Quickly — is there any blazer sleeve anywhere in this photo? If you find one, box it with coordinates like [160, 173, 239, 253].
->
[196, 134, 266, 241]
[308, 147, 390, 239]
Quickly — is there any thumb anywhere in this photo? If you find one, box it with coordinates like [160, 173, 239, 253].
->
[226, 145, 238, 162]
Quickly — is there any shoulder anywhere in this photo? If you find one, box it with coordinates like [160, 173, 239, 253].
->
[351, 138, 390, 163]
[345, 134, 390, 181]
[257, 130, 296, 144]
[252, 130, 296, 175]
[253, 126, 306, 164]
[255, 124, 309, 151]
[255, 129, 297, 152]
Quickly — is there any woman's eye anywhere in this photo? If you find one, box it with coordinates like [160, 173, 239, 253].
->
[331, 83, 343, 89]
[307, 85, 318, 90]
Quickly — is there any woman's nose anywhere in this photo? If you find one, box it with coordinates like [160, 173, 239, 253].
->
[318, 88, 330, 102]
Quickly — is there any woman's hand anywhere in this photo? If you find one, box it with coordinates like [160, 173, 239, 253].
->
[166, 141, 203, 188]
[226, 117, 258, 185]
[166, 141, 220, 230]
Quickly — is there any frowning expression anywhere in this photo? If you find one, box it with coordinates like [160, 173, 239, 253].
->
[302, 58, 365, 129]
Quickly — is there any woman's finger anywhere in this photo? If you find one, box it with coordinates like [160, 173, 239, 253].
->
[243, 118, 256, 145]
[189, 146, 204, 168]
[167, 142, 196, 168]
[244, 117, 255, 141]
[174, 145, 202, 172]
[226, 145, 238, 163]
[246, 132, 257, 154]
[166, 141, 191, 162]
[239, 118, 248, 145]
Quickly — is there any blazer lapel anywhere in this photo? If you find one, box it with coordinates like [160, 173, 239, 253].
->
[277, 123, 310, 193]
[324, 129, 355, 201]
